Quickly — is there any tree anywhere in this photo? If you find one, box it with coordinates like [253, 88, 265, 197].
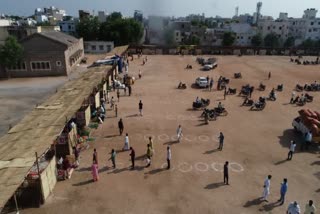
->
[264, 33, 280, 48]
[284, 36, 295, 48]
[0, 36, 23, 68]
[301, 38, 315, 49]
[251, 34, 263, 47]
[107, 12, 122, 22]
[185, 35, 200, 45]
[222, 32, 236, 46]
[76, 17, 100, 40]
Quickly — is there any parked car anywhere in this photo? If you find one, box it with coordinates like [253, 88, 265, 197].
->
[195, 77, 209, 88]
[203, 62, 218, 71]
[292, 116, 310, 135]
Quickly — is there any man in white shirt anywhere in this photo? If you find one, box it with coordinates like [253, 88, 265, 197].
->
[262, 175, 272, 202]
[287, 140, 296, 160]
[305, 200, 316, 214]
[167, 146, 171, 169]
[287, 201, 300, 214]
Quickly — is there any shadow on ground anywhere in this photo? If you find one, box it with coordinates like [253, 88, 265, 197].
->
[204, 182, 225, 190]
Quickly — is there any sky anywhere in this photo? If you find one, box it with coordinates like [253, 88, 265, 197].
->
[1, 0, 320, 19]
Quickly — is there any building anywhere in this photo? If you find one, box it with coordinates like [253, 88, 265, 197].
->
[169, 20, 192, 43]
[35, 15, 49, 23]
[58, 18, 79, 36]
[5, 31, 83, 77]
[258, 19, 289, 42]
[0, 19, 12, 27]
[134, 10, 143, 23]
[79, 10, 91, 21]
[98, 11, 107, 23]
[17, 18, 37, 26]
[34, 6, 66, 25]
[231, 23, 257, 46]
[84, 41, 114, 53]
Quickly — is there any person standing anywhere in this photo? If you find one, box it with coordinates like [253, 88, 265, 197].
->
[218, 132, 224, 151]
[117, 89, 120, 102]
[118, 118, 124, 135]
[268, 72, 271, 80]
[110, 96, 115, 109]
[93, 148, 98, 165]
[139, 70, 142, 79]
[262, 175, 272, 202]
[73, 146, 80, 166]
[209, 78, 214, 91]
[139, 100, 143, 116]
[123, 133, 130, 151]
[109, 149, 116, 168]
[287, 140, 296, 160]
[166, 146, 171, 169]
[223, 161, 229, 185]
[130, 147, 135, 169]
[177, 125, 182, 142]
[92, 160, 99, 182]
[149, 136, 154, 155]
[146, 144, 152, 167]
[278, 178, 288, 205]
[128, 85, 132, 96]
[287, 201, 300, 214]
[305, 200, 316, 214]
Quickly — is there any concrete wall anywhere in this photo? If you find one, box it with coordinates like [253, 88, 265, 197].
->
[64, 38, 84, 74]
[84, 41, 114, 54]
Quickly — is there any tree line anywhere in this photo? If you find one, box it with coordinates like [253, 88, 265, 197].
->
[76, 12, 143, 46]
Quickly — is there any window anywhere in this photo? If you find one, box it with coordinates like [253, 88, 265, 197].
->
[267, 26, 270, 30]
[68, 25, 71, 30]
[311, 22, 314, 26]
[273, 26, 275, 29]
[248, 37, 251, 39]
[182, 24, 184, 29]
[99, 45, 104, 51]
[176, 32, 179, 36]
[309, 29, 312, 32]
[106, 45, 111, 52]
[7, 62, 27, 71]
[30, 61, 51, 71]
[313, 28, 317, 32]
[318, 22, 320, 25]
[240, 36, 243, 39]
[56, 61, 62, 66]
[91, 45, 96, 50]
[279, 27, 282, 30]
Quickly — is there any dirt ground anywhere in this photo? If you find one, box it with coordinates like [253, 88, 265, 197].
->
[24, 55, 320, 214]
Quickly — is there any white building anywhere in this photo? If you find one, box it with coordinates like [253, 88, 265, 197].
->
[18, 18, 37, 26]
[258, 19, 289, 42]
[231, 23, 257, 46]
[84, 41, 114, 53]
[36, 15, 49, 23]
[58, 18, 79, 35]
[0, 19, 12, 27]
[98, 11, 107, 23]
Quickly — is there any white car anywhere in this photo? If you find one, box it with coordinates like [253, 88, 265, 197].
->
[292, 116, 309, 135]
[195, 77, 209, 88]
[203, 62, 218, 71]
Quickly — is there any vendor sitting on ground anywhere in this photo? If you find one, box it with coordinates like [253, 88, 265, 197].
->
[195, 96, 200, 103]
[217, 102, 224, 112]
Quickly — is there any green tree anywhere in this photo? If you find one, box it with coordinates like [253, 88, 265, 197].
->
[264, 33, 280, 48]
[0, 36, 23, 68]
[76, 17, 100, 40]
[185, 35, 200, 45]
[107, 12, 122, 22]
[222, 32, 236, 46]
[251, 34, 263, 47]
[284, 36, 295, 48]
[301, 38, 315, 49]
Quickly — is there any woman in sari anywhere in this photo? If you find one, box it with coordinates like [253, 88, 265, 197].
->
[92, 160, 99, 182]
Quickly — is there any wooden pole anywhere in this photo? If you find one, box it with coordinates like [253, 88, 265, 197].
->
[35, 152, 44, 205]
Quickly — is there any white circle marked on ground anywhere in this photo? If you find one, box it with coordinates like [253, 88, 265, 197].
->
[211, 162, 223, 172]
[178, 162, 193, 173]
[229, 162, 244, 172]
[184, 134, 195, 142]
[195, 162, 209, 172]
[211, 136, 219, 142]
[158, 134, 170, 142]
[171, 135, 178, 141]
[198, 135, 210, 142]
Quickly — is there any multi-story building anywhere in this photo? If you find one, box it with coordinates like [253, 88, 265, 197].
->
[34, 6, 66, 25]
[0, 18, 12, 27]
[169, 20, 191, 43]
[258, 19, 289, 42]
[98, 11, 107, 23]
[231, 23, 257, 46]
[79, 10, 91, 21]
[58, 17, 79, 36]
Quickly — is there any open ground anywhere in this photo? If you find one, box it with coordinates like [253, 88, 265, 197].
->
[25, 55, 320, 214]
